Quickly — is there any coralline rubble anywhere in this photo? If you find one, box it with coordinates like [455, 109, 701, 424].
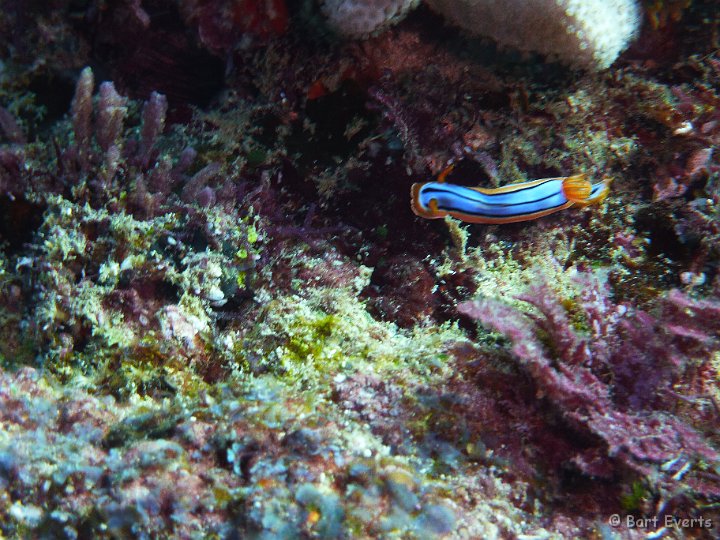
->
[0, 274, 568, 538]
[1, 365, 459, 538]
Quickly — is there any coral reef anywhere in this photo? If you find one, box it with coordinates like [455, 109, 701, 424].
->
[1, 0, 719, 538]
[426, 0, 642, 68]
[323, 0, 642, 68]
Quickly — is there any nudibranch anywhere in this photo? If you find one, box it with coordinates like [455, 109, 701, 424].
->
[411, 167, 611, 224]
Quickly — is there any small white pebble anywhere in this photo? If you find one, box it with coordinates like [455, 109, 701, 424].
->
[206, 286, 225, 302]
[680, 271, 706, 286]
[673, 121, 693, 135]
[9, 502, 43, 527]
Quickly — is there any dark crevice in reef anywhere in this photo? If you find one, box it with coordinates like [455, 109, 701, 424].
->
[0, 196, 45, 255]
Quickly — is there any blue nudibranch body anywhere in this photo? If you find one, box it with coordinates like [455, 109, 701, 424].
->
[411, 168, 612, 224]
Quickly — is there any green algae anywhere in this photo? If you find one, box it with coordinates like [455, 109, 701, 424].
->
[620, 481, 651, 512]
[22, 188, 261, 393]
[243, 285, 463, 390]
